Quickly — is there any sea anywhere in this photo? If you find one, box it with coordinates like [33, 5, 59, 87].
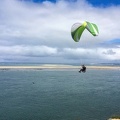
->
[0, 63, 120, 120]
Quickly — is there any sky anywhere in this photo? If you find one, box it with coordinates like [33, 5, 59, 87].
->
[0, 0, 120, 64]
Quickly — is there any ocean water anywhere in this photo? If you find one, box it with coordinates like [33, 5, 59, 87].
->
[0, 69, 120, 120]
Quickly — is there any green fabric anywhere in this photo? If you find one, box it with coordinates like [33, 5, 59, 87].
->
[71, 24, 86, 42]
[86, 21, 99, 36]
[71, 21, 99, 42]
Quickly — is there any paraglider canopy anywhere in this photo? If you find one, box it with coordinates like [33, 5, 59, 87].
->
[71, 21, 99, 42]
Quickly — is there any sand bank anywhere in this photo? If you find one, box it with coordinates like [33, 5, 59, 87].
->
[108, 118, 120, 120]
[0, 64, 120, 70]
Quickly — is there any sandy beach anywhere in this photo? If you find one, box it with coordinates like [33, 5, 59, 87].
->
[0, 64, 120, 70]
[108, 118, 120, 120]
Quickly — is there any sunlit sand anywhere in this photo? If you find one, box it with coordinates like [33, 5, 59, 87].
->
[108, 118, 120, 120]
[0, 64, 120, 70]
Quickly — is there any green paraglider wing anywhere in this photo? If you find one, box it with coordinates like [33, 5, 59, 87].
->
[86, 21, 99, 36]
[71, 22, 87, 42]
[71, 21, 99, 42]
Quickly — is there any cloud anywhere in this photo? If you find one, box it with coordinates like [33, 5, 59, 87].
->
[0, 0, 120, 63]
[102, 49, 116, 55]
[0, 45, 58, 62]
[61, 47, 120, 61]
[0, 45, 119, 63]
[0, 45, 58, 57]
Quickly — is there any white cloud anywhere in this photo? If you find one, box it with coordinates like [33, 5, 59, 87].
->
[61, 47, 120, 61]
[0, 45, 58, 57]
[0, 45, 119, 63]
[0, 0, 120, 63]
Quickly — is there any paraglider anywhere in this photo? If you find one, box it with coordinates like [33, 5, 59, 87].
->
[71, 21, 99, 73]
[71, 21, 99, 42]
[79, 65, 86, 73]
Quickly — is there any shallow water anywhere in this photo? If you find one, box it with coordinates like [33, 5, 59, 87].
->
[0, 69, 120, 120]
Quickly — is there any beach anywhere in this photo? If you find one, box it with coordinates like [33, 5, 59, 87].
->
[0, 64, 120, 70]
[108, 116, 120, 120]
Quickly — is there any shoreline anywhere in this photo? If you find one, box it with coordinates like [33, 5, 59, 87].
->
[0, 64, 120, 70]
[108, 116, 120, 120]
